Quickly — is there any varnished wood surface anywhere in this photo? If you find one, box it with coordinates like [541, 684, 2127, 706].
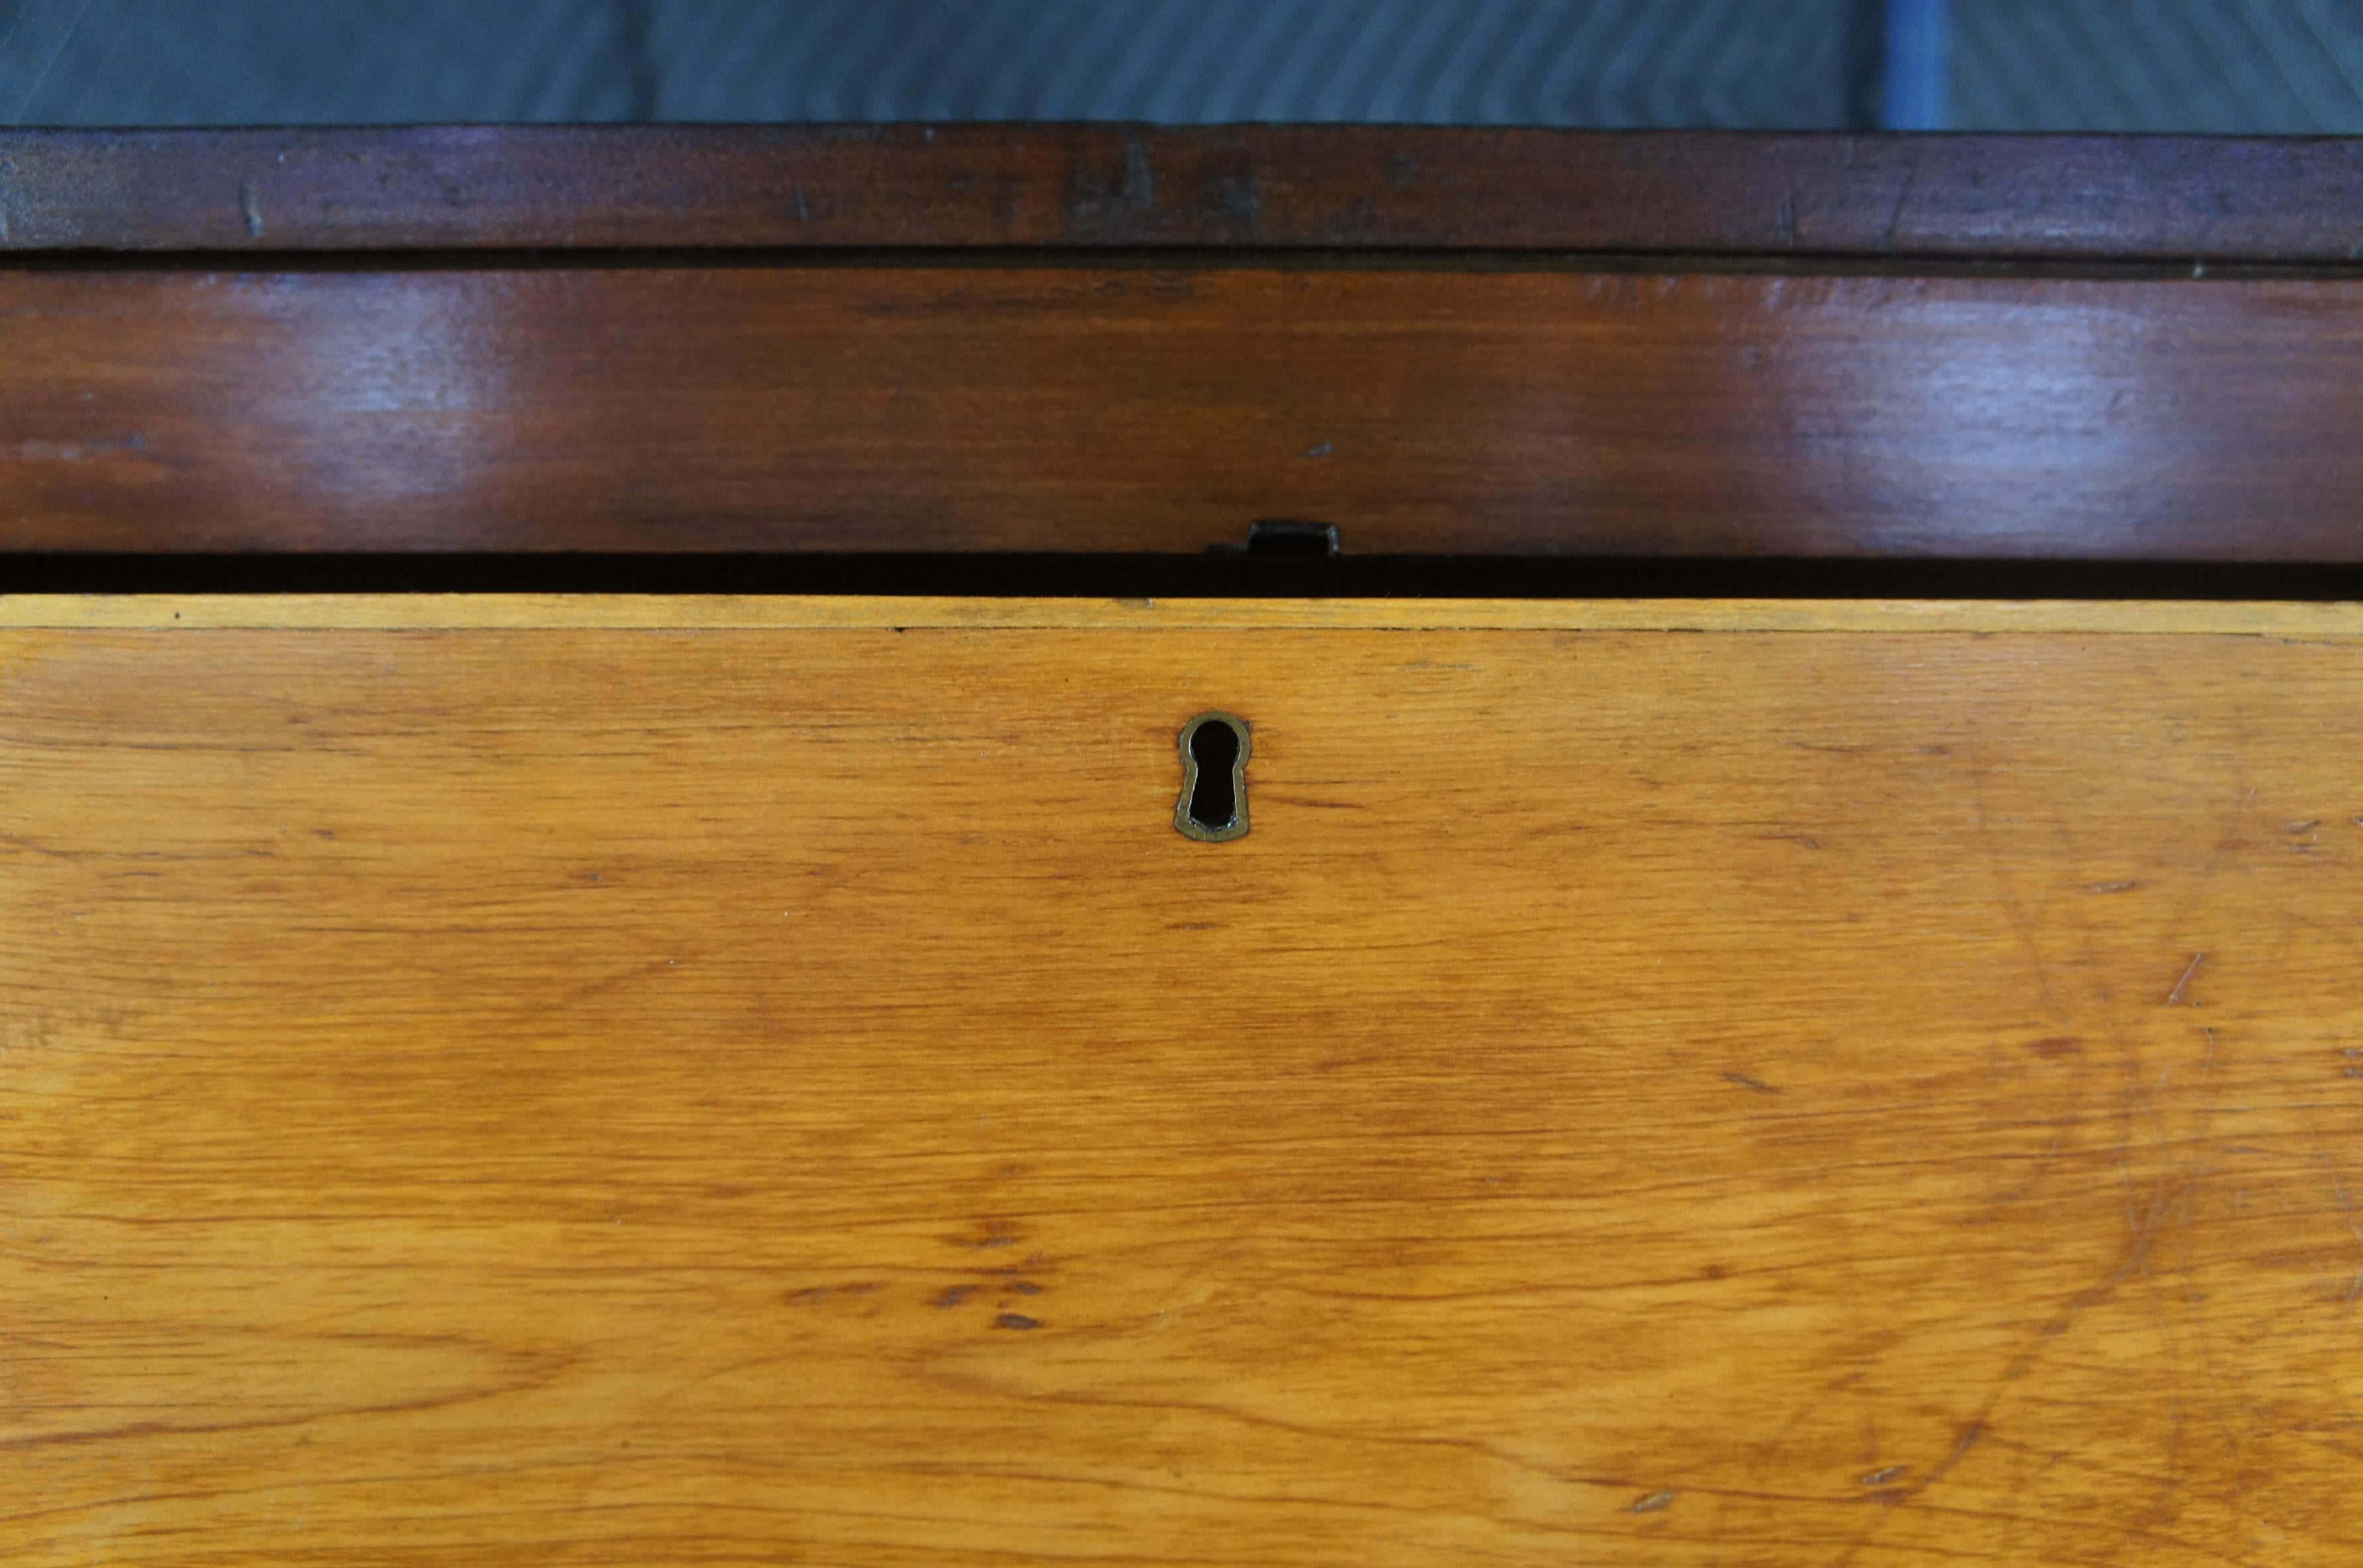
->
[9, 266, 2363, 558]
[7, 597, 2363, 1565]
[9, 126, 2363, 262]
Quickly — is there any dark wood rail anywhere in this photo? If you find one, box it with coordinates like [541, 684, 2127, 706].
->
[7, 128, 2362, 560]
[11, 264, 2361, 559]
[8, 126, 2363, 262]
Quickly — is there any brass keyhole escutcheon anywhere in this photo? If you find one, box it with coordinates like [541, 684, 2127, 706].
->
[1176, 712, 1250, 842]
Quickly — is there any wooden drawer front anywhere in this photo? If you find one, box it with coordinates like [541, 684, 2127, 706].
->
[11, 266, 2363, 561]
[6, 597, 2362, 1565]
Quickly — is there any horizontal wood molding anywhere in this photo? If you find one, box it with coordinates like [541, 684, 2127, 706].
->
[9, 611, 2363, 1561]
[9, 593, 2363, 636]
[8, 126, 2363, 262]
[7, 265, 2363, 558]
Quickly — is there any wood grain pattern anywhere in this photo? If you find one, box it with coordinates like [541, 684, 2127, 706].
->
[7, 598, 2363, 1564]
[9, 126, 2363, 262]
[10, 266, 2363, 558]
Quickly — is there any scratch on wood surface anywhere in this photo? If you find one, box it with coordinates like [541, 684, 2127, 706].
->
[1880, 154, 1922, 243]
[2164, 953, 2205, 1007]
[1721, 1071, 1782, 1095]
[2310, 1155, 2363, 1305]
[238, 179, 263, 238]
[1627, 1489, 1673, 1514]
[1829, 1423, 1985, 1561]
[1999, 1180, 2192, 1384]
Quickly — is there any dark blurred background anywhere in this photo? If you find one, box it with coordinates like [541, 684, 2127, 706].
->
[3, 0, 2360, 132]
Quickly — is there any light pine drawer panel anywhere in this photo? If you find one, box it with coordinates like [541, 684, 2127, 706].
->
[5, 597, 2362, 1565]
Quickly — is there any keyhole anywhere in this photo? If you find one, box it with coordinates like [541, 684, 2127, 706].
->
[1189, 721, 1238, 825]
[1176, 712, 1250, 842]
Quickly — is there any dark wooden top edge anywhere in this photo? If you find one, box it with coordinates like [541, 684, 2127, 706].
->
[5, 124, 2363, 262]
